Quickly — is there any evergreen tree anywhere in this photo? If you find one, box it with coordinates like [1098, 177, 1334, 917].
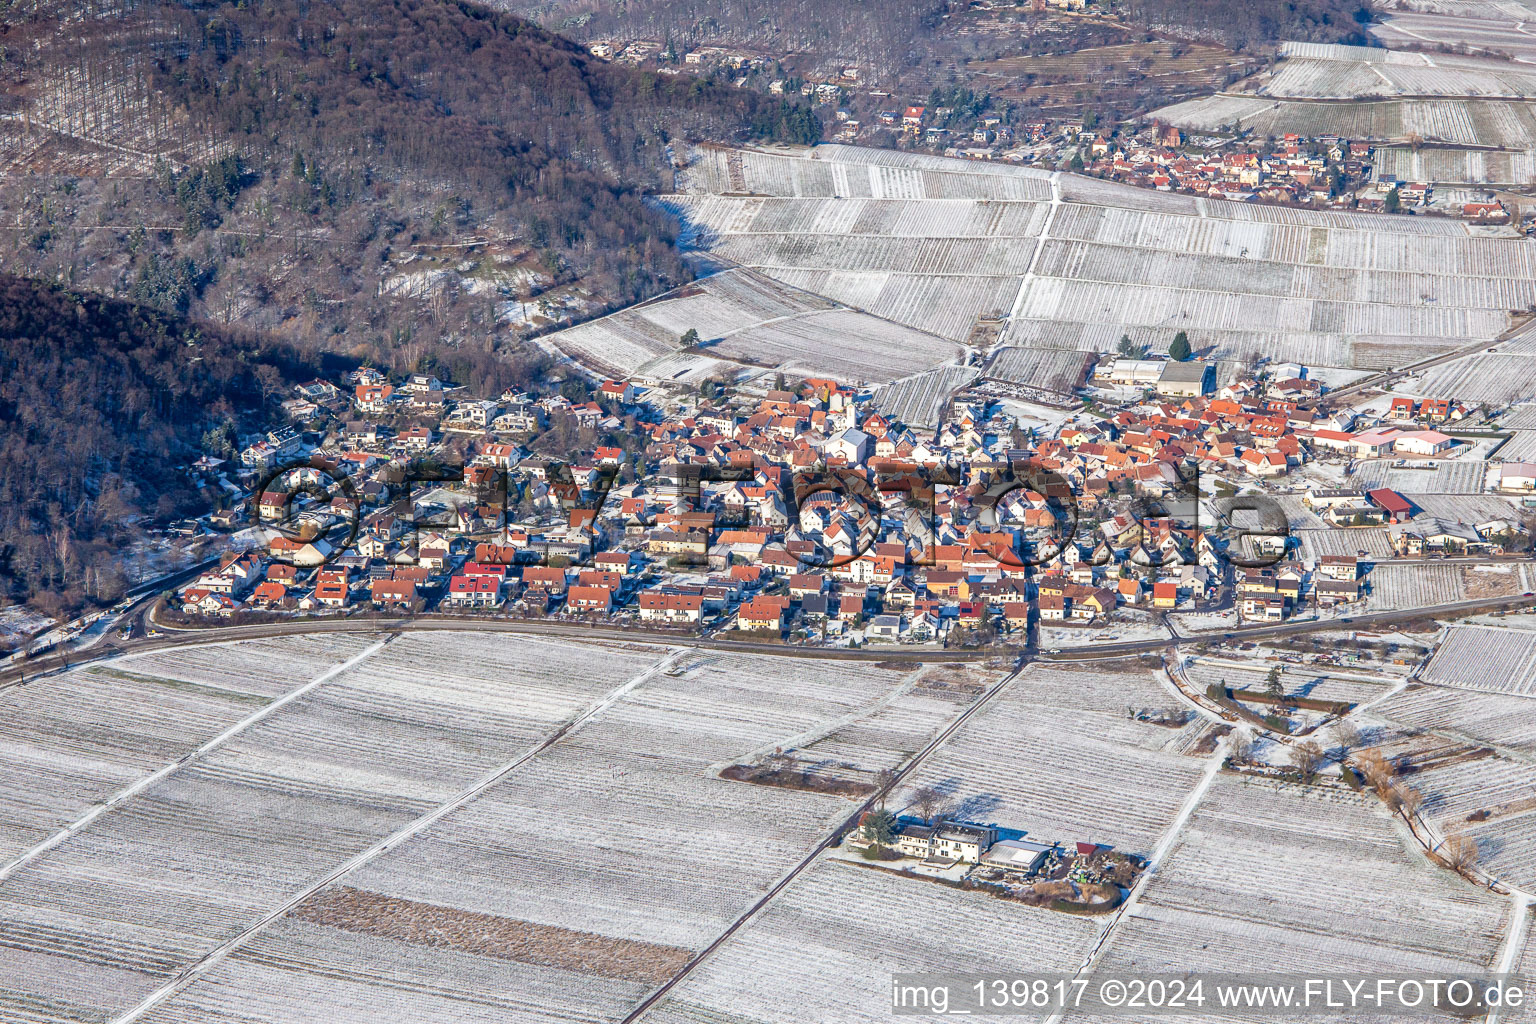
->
[1169, 331, 1192, 362]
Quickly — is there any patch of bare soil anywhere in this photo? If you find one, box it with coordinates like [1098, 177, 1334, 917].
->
[719, 762, 876, 797]
[292, 886, 693, 986]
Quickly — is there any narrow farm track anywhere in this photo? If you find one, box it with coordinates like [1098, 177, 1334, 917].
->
[109, 647, 688, 1024]
[1489, 893, 1534, 1024]
[1042, 745, 1229, 1024]
[1002, 169, 1063, 329]
[620, 654, 1031, 1024]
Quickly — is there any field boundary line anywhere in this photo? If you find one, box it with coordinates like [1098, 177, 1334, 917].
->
[0, 636, 391, 886]
[621, 655, 1029, 1023]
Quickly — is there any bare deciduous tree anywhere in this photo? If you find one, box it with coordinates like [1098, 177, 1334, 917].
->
[1357, 747, 1395, 796]
[911, 785, 947, 825]
[1390, 782, 1424, 819]
[874, 767, 896, 808]
[1333, 720, 1361, 755]
[1441, 834, 1479, 873]
[1290, 740, 1325, 780]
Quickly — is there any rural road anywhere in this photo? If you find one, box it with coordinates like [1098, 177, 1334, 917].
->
[5, 592, 1534, 691]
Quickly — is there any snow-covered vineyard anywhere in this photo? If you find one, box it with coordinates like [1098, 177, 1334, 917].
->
[641, 857, 1100, 1024]
[1421, 624, 1536, 695]
[1370, 0, 1536, 64]
[649, 144, 1532, 389]
[9, 625, 1536, 1021]
[541, 266, 962, 385]
[900, 661, 1214, 858]
[871, 365, 982, 430]
[1090, 775, 1510, 985]
[1373, 683, 1536, 758]
[1264, 42, 1536, 100]
[1153, 20, 1536, 186]
[1152, 95, 1536, 150]
[0, 633, 1015, 1023]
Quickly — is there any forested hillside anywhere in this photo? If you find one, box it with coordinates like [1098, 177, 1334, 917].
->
[505, 0, 1373, 85]
[0, 276, 309, 613]
[1121, 0, 1374, 49]
[0, 0, 817, 363]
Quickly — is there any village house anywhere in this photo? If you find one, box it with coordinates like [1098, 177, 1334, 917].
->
[446, 574, 502, 608]
[638, 591, 704, 624]
[895, 822, 997, 863]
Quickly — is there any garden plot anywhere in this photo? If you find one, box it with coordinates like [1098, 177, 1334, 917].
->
[1421, 624, 1536, 695]
[134, 652, 986, 1024]
[1079, 774, 1508, 1004]
[0, 633, 665, 1024]
[871, 365, 981, 429]
[639, 857, 1102, 1024]
[900, 660, 1212, 857]
[0, 634, 377, 865]
[1350, 458, 1492, 493]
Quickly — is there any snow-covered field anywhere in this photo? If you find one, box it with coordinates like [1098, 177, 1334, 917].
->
[1372, 682, 1536, 756]
[0, 634, 380, 864]
[1084, 774, 1509, 1009]
[0, 632, 666, 1023]
[902, 660, 1212, 857]
[662, 144, 1530, 384]
[871, 364, 981, 428]
[642, 857, 1100, 1024]
[0, 634, 1004, 1024]
[1420, 624, 1536, 694]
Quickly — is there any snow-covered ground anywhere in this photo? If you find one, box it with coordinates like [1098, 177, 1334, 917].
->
[1040, 617, 1172, 649]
